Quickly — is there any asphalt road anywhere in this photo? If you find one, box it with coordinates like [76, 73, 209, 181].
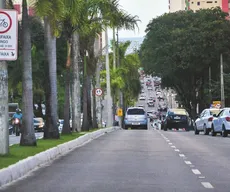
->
[2, 129, 230, 191]
[9, 132, 43, 145]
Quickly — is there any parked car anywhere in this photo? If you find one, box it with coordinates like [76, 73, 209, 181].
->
[124, 107, 148, 129]
[163, 108, 190, 131]
[194, 108, 221, 135]
[34, 117, 45, 132]
[211, 108, 230, 137]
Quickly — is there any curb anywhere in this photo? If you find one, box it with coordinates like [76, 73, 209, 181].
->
[0, 127, 121, 187]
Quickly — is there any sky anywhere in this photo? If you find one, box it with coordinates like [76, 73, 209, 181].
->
[108, 0, 169, 38]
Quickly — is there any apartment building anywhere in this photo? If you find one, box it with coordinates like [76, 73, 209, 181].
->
[169, 0, 229, 13]
[12, 0, 35, 20]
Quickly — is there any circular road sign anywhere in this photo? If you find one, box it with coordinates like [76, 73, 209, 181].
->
[95, 88, 103, 96]
[0, 11, 12, 33]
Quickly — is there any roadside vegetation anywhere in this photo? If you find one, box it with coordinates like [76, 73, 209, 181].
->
[140, 7, 230, 118]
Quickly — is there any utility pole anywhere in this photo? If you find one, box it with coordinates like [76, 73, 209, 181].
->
[0, 0, 9, 155]
[105, 28, 113, 127]
[209, 66, 212, 102]
[112, 28, 116, 70]
[116, 28, 124, 128]
[220, 53, 225, 108]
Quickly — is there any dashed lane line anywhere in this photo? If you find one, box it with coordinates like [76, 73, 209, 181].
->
[192, 169, 201, 175]
[201, 182, 214, 189]
[159, 131, 214, 189]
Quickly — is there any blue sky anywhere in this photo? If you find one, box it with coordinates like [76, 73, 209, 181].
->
[108, 0, 169, 38]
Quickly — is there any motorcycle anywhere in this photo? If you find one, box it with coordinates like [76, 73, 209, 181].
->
[13, 118, 21, 136]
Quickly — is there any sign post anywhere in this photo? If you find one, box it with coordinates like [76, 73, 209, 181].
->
[0, 6, 18, 155]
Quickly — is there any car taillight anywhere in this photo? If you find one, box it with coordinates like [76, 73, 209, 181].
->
[208, 117, 213, 121]
[226, 117, 230, 121]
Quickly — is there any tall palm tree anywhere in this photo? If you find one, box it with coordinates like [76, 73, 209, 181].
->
[35, 0, 64, 138]
[20, 0, 36, 146]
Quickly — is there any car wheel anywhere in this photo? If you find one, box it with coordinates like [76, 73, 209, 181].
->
[211, 125, 216, 136]
[194, 125, 199, 135]
[222, 126, 228, 137]
[203, 124, 209, 135]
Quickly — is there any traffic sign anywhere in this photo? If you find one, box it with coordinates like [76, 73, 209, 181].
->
[117, 108, 123, 117]
[0, 9, 18, 61]
[94, 88, 103, 96]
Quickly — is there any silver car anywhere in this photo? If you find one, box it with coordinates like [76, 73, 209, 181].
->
[124, 107, 148, 129]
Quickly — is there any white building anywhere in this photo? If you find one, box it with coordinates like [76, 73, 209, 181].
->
[169, 0, 186, 13]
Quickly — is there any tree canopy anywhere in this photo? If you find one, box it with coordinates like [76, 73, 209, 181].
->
[140, 7, 230, 117]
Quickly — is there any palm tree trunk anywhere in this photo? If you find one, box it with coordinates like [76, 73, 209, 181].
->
[71, 32, 81, 132]
[87, 75, 93, 129]
[92, 75, 98, 129]
[43, 17, 59, 139]
[82, 55, 89, 131]
[20, 0, 36, 146]
[62, 41, 72, 134]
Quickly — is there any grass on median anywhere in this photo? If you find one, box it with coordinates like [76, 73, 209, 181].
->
[0, 130, 100, 170]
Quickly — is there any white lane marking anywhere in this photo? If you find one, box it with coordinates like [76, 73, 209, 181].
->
[179, 154, 185, 157]
[201, 182, 214, 189]
[175, 149, 180, 152]
[190, 165, 195, 167]
[192, 169, 201, 175]
[199, 176, 205, 179]
[171, 146, 176, 148]
[166, 140, 170, 142]
[184, 161, 192, 165]
[168, 143, 173, 145]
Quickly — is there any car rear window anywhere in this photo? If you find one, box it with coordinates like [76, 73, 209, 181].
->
[210, 109, 221, 116]
[127, 108, 145, 115]
[169, 109, 187, 115]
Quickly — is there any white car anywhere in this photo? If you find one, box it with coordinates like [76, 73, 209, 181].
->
[147, 86, 153, 90]
[194, 108, 221, 135]
[139, 95, 146, 100]
[211, 108, 230, 137]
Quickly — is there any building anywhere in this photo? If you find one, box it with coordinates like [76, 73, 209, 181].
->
[169, 0, 229, 13]
[12, 0, 35, 20]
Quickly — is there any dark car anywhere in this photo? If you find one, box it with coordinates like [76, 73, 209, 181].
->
[163, 108, 190, 131]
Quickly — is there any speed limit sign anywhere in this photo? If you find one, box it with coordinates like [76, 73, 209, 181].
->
[94, 88, 103, 96]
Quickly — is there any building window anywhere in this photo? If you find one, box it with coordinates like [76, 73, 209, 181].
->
[197, 1, 200, 5]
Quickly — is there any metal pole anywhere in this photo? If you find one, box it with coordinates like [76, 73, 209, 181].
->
[209, 66, 212, 102]
[220, 53, 225, 108]
[112, 28, 116, 70]
[0, 0, 9, 155]
[105, 28, 113, 127]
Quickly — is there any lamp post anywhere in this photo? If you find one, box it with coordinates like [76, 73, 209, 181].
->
[105, 28, 113, 127]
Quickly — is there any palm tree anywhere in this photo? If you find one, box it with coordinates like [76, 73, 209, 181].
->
[20, 0, 37, 146]
[35, 0, 64, 138]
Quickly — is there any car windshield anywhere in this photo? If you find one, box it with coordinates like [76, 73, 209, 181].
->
[210, 109, 221, 116]
[127, 108, 145, 115]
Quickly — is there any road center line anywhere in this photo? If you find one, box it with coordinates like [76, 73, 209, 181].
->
[201, 182, 214, 188]
[192, 169, 201, 175]
[174, 149, 180, 152]
[169, 143, 173, 145]
[184, 161, 192, 165]
[179, 154, 185, 157]
[199, 176, 205, 179]
[171, 146, 176, 148]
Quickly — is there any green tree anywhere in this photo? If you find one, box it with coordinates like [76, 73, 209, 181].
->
[140, 8, 230, 118]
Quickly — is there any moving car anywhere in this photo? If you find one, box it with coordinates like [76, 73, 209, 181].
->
[211, 108, 230, 137]
[147, 86, 153, 90]
[124, 107, 148, 129]
[194, 108, 221, 135]
[163, 108, 190, 131]
[147, 101, 154, 107]
[139, 95, 146, 100]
